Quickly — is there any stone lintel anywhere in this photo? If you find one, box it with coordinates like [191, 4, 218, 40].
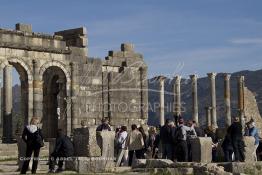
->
[121, 43, 134, 52]
[15, 23, 32, 33]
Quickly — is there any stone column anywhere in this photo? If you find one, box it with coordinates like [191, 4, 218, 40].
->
[2, 65, 13, 142]
[157, 76, 166, 126]
[173, 75, 181, 117]
[205, 106, 212, 128]
[0, 70, 2, 128]
[224, 73, 231, 127]
[237, 76, 245, 128]
[70, 62, 79, 130]
[140, 67, 148, 120]
[190, 74, 199, 124]
[32, 60, 43, 122]
[207, 72, 218, 128]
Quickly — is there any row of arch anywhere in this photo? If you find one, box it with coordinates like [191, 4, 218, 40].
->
[0, 57, 71, 83]
[0, 57, 72, 139]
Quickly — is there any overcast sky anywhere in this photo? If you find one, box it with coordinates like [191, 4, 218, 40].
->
[0, 0, 262, 84]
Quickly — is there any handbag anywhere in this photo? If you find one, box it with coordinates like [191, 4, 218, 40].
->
[35, 129, 44, 147]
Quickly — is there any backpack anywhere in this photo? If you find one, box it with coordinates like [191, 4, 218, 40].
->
[173, 126, 184, 142]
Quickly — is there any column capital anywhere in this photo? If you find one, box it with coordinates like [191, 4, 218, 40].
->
[207, 72, 217, 79]
[205, 106, 212, 110]
[174, 75, 181, 84]
[155, 75, 166, 82]
[223, 73, 231, 80]
[189, 74, 198, 80]
[238, 75, 245, 82]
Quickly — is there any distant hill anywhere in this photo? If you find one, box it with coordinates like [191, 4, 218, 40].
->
[148, 69, 262, 127]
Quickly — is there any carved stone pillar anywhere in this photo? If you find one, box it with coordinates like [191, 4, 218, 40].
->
[207, 72, 217, 128]
[70, 62, 79, 130]
[157, 76, 166, 126]
[190, 74, 198, 124]
[224, 73, 231, 127]
[2, 65, 13, 142]
[140, 67, 148, 120]
[205, 106, 212, 128]
[32, 60, 43, 122]
[173, 75, 181, 116]
[238, 76, 245, 129]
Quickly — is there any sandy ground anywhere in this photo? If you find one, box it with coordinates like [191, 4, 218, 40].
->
[0, 160, 77, 175]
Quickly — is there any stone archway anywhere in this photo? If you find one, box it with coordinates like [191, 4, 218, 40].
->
[39, 61, 71, 138]
[0, 57, 33, 142]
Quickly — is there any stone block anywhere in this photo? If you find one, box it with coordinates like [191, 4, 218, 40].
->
[15, 23, 32, 33]
[121, 43, 134, 52]
[145, 159, 174, 168]
[67, 157, 115, 173]
[243, 136, 256, 162]
[132, 159, 146, 168]
[222, 162, 262, 174]
[96, 131, 115, 159]
[190, 137, 212, 163]
[73, 127, 101, 157]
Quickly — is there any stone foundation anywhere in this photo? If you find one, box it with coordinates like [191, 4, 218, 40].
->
[190, 137, 213, 163]
[66, 129, 115, 173]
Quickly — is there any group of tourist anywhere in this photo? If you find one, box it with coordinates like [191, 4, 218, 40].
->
[114, 116, 261, 166]
[113, 117, 200, 165]
[19, 115, 260, 174]
[221, 117, 260, 162]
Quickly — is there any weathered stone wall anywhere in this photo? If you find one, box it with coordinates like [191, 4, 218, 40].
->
[102, 44, 148, 127]
[244, 87, 262, 133]
[0, 24, 148, 138]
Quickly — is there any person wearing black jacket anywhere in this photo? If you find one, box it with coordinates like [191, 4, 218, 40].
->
[49, 129, 74, 173]
[21, 117, 43, 174]
[228, 117, 245, 162]
[222, 129, 234, 162]
[160, 119, 173, 160]
[96, 117, 111, 131]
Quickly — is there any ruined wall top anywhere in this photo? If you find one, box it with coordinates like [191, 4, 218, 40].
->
[0, 23, 87, 55]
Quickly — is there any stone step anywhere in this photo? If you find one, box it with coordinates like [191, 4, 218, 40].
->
[0, 142, 50, 158]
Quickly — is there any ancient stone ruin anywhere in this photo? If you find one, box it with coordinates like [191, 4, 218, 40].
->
[0, 23, 262, 175]
[0, 23, 148, 142]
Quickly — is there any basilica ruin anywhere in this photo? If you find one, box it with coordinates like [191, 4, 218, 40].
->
[0, 23, 148, 141]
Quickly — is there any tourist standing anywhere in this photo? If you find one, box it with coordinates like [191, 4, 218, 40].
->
[206, 126, 219, 162]
[160, 119, 173, 160]
[138, 126, 148, 158]
[247, 119, 260, 161]
[126, 124, 144, 166]
[192, 120, 205, 137]
[96, 117, 111, 131]
[173, 118, 195, 162]
[186, 120, 197, 161]
[148, 127, 159, 158]
[116, 126, 128, 166]
[21, 117, 44, 174]
[228, 117, 245, 162]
